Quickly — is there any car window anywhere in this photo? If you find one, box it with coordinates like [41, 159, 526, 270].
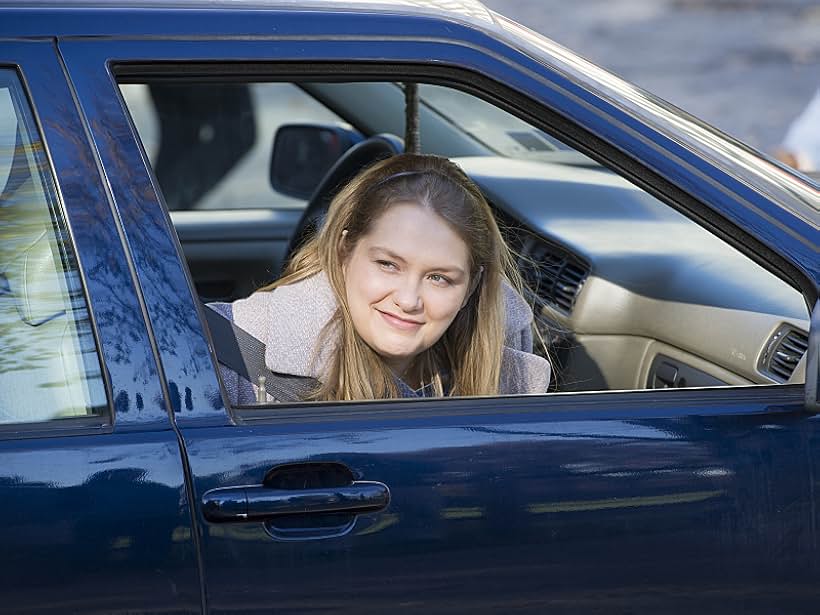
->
[118, 75, 810, 403]
[417, 83, 573, 158]
[120, 82, 348, 211]
[0, 71, 107, 425]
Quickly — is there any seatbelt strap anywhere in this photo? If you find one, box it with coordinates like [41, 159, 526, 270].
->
[204, 305, 318, 402]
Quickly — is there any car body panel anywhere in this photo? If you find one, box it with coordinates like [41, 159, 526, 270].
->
[189, 388, 819, 612]
[0, 433, 202, 613]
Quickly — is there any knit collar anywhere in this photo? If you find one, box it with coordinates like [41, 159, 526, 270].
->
[232, 272, 338, 380]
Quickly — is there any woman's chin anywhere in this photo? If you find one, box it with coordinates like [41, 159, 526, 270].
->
[373, 345, 419, 371]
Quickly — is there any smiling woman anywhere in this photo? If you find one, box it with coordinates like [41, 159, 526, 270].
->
[343, 203, 473, 380]
[210, 154, 551, 403]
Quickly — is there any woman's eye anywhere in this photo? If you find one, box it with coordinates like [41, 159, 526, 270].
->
[428, 273, 452, 286]
[376, 260, 397, 271]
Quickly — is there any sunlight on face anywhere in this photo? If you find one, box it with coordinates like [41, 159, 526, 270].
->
[343, 202, 472, 377]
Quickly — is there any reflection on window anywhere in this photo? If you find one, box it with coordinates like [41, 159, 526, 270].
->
[417, 83, 571, 158]
[0, 72, 106, 425]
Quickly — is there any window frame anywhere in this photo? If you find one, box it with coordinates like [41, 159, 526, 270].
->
[226, 384, 808, 425]
[110, 63, 814, 416]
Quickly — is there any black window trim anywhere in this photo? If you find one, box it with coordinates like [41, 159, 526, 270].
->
[230, 384, 807, 425]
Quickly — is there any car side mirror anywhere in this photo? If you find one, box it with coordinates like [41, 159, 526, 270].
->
[806, 299, 819, 413]
[270, 124, 363, 200]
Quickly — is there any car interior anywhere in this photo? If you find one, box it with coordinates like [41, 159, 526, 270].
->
[117, 76, 811, 397]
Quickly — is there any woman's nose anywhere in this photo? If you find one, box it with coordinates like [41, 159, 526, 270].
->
[392, 277, 423, 312]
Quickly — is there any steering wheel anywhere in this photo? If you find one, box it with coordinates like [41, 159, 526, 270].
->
[282, 133, 404, 268]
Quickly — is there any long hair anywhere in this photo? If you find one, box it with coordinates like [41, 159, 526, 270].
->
[264, 154, 523, 400]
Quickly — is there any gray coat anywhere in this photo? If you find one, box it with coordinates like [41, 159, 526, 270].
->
[211, 272, 551, 404]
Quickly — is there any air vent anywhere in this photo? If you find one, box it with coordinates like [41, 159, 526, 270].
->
[519, 239, 589, 315]
[759, 325, 809, 383]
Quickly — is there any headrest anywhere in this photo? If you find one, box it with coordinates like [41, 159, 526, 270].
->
[0, 91, 67, 327]
[12, 230, 66, 326]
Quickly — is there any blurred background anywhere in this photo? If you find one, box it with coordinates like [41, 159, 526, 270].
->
[483, 0, 820, 166]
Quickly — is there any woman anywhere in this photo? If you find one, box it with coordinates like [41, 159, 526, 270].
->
[212, 153, 551, 403]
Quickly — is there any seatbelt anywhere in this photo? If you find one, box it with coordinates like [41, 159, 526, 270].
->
[204, 305, 318, 402]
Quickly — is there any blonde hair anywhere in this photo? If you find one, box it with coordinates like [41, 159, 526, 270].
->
[264, 154, 523, 400]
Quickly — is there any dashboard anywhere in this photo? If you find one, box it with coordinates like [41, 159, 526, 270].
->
[456, 156, 811, 391]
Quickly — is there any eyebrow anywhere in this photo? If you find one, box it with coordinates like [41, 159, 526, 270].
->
[368, 246, 467, 277]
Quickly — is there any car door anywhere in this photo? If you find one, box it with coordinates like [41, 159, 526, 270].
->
[59, 9, 819, 614]
[0, 41, 201, 613]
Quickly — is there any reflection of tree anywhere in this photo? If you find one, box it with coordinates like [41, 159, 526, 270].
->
[46, 100, 170, 418]
[87, 85, 224, 415]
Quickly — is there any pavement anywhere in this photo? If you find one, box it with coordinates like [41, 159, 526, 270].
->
[482, 0, 820, 154]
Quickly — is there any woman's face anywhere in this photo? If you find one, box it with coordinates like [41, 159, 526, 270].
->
[343, 202, 473, 376]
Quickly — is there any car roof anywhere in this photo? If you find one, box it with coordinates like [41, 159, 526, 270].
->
[0, 0, 497, 25]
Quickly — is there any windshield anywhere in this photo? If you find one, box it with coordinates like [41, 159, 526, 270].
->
[417, 83, 572, 159]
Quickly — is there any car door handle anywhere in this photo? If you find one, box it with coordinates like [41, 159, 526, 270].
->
[201, 481, 390, 522]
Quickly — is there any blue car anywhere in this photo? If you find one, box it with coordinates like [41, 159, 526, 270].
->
[1, 0, 818, 612]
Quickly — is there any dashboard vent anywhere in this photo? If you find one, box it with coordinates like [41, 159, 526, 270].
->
[519, 239, 589, 315]
[760, 326, 809, 383]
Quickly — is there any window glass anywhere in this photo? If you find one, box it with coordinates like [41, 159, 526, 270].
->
[417, 83, 573, 158]
[0, 71, 107, 425]
[120, 82, 348, 210]
[120, 75, 809, 403]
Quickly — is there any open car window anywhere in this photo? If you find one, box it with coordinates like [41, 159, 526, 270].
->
[120, 82, 348, 211]
[118, 75, 811, 403]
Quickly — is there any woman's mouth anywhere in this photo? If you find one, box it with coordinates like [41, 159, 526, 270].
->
[377, 309, 424, 331]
